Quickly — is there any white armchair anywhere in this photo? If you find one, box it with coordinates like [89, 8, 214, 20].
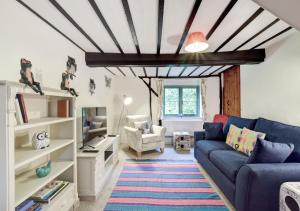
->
[124, 115, 166, 158]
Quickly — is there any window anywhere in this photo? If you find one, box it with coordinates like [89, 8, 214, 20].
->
[164, 86, 200, 117]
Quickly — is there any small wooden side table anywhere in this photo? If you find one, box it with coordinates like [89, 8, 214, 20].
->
[280, 182, 300, 211]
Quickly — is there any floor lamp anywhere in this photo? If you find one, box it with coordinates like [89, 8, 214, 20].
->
[116, 95, 132, 135]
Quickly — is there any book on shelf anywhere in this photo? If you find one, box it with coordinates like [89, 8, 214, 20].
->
[16, 94, 28, 123]
[16, 199, 34, 211]
[57, 99, 69, 117]
[15, 97, 24, 124]
[30, 180, 69, 203]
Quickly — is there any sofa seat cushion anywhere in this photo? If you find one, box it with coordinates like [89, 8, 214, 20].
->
[142, 134, 160, 144]
[195, 140, 233, 157]
[209, 150, 248, 183]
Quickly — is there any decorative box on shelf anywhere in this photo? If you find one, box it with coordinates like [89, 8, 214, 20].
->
[280, 182, 300, 211]
[173, 131, 193, 151]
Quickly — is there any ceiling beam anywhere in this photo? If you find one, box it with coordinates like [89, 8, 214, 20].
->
[121, 0, 140, 54]
[178, 67, 188, 77]
[88, 0, 124, 54]
[175, 0, 202, 54]
[85, 49, 265, 67]
[157, 0, 164, 54]
[17, 0, 85, 52]
[104, 67, 116, 75]
[234, 18, 280, 51]
[217, 65, 235, 75]
[116, 67, 126, 76]
[143, 67, 147, 77]
[199, 66, 213, 76]
[156, 67, 159, 77]
[49, 0, 103, 53]
[206, 0, 238, 40]
[187, 66, 200, 76]
[214, 7, 264, 52]
[251, 26, 293, 49]
[129, 67, 136, 77]
[140, 75, 219, 79]
[166, 67, 172, 77]
[209, 66, 225, 76]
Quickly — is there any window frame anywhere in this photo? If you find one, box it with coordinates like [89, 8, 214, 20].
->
[163, 85, 200, 117]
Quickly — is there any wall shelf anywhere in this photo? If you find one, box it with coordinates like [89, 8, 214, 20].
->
[15, 139, 74, 169]
[15, 161, 74, 206]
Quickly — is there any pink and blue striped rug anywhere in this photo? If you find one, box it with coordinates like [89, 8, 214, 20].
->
[104, 159, 228, 211]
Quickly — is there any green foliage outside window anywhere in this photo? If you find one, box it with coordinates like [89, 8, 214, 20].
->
[164, 86, 200, 117]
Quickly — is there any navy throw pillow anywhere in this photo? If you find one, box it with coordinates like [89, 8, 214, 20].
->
[203, 122, 224, 141]
[247, 139, 294, 164]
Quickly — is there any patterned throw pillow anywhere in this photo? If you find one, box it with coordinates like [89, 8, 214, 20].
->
[226, 125, 243, 150]
[239, 127, 266, 156]
[134, 121, 150, 134]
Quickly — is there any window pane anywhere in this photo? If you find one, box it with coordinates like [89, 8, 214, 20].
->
[164, 88, 179, 115]
[182, 88, 197, 115]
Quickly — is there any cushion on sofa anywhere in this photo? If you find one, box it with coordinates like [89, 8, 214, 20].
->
[209, 150, 248, 183]
[203, 122, 225, 140]
[239, 127, 266, 156]
[195, 140, 233, 157]
[254, 118, 300, 162]
[247, 139, 294, 164]
[226, 125, 243, 150]
[223, 116, 257, 136]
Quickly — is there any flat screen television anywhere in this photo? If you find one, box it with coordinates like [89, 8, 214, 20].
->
[82, 107, 107, 146]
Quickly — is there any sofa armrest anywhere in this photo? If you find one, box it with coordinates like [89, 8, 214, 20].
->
[236, 163, 300, 211]
[194, 131, 205, 142]
[152, 125, 166, 137]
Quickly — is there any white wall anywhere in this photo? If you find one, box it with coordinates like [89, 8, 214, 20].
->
[241, 31, 300, 126]
[0, 1, 115, 144]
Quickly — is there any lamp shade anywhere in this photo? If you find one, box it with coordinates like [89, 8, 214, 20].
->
[185, 32, 209, 53]
[123, 96, 133, 105]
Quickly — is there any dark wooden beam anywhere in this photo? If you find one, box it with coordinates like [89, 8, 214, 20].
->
[86, 49, 265, 67]
[116, 67, 126, 76]
[216, 65, 235, 75]
[251, 26, 293, 49]
[187, 66, 200, 76]
[88, 0, 124, 53]
[143, 67, 147, 77]
[178, 67, 188, 77]
[141, 78, 158, 97]
[199, 66, 213, 76]
[234, 18, 280, 51]
[149, 79, 153, 119]
[156, 67, 159, 77]
[121, 0, 140, 54]
[129, 67, 136, 77]
[157, 0, 164, 54]
[175, 0, 202, 54]
[206, 0, 238, 39]
[140, 75, 219, 79]
[209, 66, 225, 76]
[214, 7, 264, 52]
[166, 67, 172, 77]
[104, 67, 116, 75]
[219, 74, 223, 114]
[17, 0, 85, 52]
[49, 0, 103, 53]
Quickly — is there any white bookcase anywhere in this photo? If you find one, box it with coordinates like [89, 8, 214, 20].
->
[0, 81, 78, 211]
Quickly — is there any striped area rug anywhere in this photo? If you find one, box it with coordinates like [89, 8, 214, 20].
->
[104, 159, 228, 211]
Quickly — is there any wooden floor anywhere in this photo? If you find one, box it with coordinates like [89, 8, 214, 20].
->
[76, 144, 235, 211]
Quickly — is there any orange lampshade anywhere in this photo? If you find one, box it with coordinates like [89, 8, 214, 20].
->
[185, 32, 209, 53]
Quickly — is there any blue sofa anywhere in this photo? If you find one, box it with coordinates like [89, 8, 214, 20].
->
[194, 116, 300, 211]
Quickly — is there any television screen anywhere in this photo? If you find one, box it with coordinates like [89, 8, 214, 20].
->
[82, 107, 107, 144]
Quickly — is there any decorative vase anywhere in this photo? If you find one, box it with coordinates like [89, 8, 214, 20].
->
[32, 131, 50, 150]
[36, 161, 51, 178]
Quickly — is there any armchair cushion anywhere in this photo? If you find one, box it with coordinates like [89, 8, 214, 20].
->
[142, 134, 161, 144]
[203, 122, 225, 140]
[247, 139, 294, 164]
[134, 121, 151, 134]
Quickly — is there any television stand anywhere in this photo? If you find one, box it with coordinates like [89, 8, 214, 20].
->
[77, 135, 119, 201]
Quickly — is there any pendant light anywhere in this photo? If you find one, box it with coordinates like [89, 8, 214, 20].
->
[185, 32, 209, 53]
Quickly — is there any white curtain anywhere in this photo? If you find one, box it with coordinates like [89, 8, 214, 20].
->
[156, 79, 164, 124]
[200, 79, 208, 121]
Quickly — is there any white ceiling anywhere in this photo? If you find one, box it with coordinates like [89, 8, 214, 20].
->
[19, 0, 297, 77]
